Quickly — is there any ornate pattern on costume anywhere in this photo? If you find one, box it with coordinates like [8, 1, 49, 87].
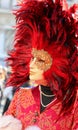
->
[5, 87, 78, 130]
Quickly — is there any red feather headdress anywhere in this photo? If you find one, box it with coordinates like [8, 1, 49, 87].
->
[7, 0, 78, 114]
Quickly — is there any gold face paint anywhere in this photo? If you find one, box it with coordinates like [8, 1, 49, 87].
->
[32, 48, 52, 71]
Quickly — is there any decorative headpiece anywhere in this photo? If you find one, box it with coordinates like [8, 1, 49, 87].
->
[7, 0, 78, 114]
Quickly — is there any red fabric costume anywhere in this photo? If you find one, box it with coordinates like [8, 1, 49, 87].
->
[4, 0, 78, 130]
[5, 87, 78, 130]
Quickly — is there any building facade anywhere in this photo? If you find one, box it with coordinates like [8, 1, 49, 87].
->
[0, 0, 16, 66]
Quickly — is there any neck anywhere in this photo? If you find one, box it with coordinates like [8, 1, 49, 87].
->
[29, 79, 48, 87]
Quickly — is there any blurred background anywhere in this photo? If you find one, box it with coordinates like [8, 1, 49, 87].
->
[0, 0, 17, 116]
[0, 0, 78, 116]
[0, 0, 16, 67]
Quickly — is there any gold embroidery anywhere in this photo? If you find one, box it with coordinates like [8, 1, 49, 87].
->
[19, 89, 35, 108]
[39, 112, 57, 130]
[51, 102, 61, 115]
[60, 115, 73, 129]
[5, 89, 75, 130]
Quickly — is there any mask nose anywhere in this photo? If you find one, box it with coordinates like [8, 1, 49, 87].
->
[30, 58, 36, 69]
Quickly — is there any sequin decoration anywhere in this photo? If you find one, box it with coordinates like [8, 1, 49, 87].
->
[32, 48, 52, 71]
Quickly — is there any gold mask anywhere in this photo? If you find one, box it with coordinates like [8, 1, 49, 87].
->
[32, 48, 52, 71]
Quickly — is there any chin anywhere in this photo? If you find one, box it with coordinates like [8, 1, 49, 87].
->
[29, 76, 38, 82]
[29, 75, 35, 80]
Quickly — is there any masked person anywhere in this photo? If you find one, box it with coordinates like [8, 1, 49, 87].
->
[0, 0, 78, 130]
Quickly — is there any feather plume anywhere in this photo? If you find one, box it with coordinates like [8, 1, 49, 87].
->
[6, 0, 78, 115]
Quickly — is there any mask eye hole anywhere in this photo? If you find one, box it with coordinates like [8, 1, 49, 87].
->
[31, 56, 34, 61]
[37, 58, 45, 63]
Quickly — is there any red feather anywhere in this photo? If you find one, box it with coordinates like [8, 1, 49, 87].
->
[6, 0, 78, 114]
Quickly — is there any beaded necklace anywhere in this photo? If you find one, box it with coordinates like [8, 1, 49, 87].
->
[39, 86, 55, 108]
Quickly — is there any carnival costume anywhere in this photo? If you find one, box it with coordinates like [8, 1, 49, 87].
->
[0, 0, 78, 130]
